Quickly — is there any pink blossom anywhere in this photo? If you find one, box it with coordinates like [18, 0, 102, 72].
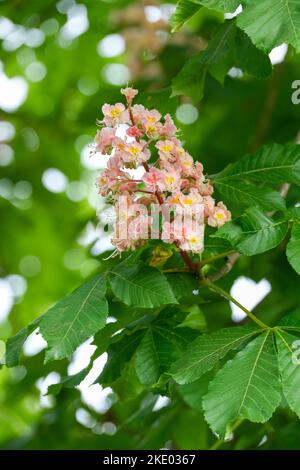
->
[207, 201, 231, 228]
[121, 87, 138, 104]
[157, 166, 181, 192]
[161, 114, 177, 138]
[126, 126, 142, 138]
[95, 127, 116, 154]
[142, 167, 162, 189]
[101, 103, 129, 126]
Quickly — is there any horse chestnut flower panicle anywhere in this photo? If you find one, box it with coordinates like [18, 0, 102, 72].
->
[94, 87, 231, 254]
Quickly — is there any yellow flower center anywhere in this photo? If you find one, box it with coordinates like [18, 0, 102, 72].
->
[109, 108, 122, 118]
[129, 146, 140, 156]
[165, 175, 175, 185]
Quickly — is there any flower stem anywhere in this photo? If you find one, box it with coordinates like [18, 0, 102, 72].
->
[201, 279, 269, 329]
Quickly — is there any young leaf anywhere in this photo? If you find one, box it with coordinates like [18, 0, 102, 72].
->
[109, 262, 177, 308]
[171, 0, 202, 32]
[286, 222, 300, 275]
[276, 329, 300, 418]
[214, 143, 300, 185]
[171, 326, 259, 384]
[237, 0, 300, 53]
[203, 331, 281, 438]
[40, 274, 108, 362]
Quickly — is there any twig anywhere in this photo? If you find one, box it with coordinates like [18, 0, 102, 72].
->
[201, 279, 269, 329]
[206, 252, 240, 282]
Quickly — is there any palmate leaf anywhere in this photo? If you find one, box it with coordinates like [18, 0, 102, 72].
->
[40, 274, 108, 362]
[286, 222, 300, 275]
[109, 262, 177, 308]
[171, 326, 259, 384]
[214, 208, 289, 256]
[214, 143, 300, 185]
[203, 331, 281, 437]
[275, 329, 300, 419]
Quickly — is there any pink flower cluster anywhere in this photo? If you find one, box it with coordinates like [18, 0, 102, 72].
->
[94, 87, 231, 254]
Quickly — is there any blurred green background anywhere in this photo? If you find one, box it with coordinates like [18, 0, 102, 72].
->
[1, 0, 300, 450]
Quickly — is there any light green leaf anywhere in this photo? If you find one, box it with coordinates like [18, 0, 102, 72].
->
[171, 326, 259, 384]
[171, 0, 202, 32]
[276, 329, 300, 418]
[237, 0, 300, 53]
[109, 262, 177, 308]
[214, 179, 286, 211]
[203, 331, 281, 437]
[214, 143, 300, 185]
[40, 274, 108, 362]
[287, 222, 300, 275]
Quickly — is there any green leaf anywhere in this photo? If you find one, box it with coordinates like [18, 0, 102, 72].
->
[165, 273, 199, 300]
[203, 331, 281, 437]
[109, 262, 177, 309]
[171, 0, 202, 32]
[172, 22, 271, 102]
[214, 143, 300, 185]
[278, 308, 300, 332]
[40, 274, 108, 362]
[135, 324, 190, 387]
[237, 0, 300, 53]
[287, 222, 300, 275]
[172, 21, 236, 102]
[214, 179, 286, 211]
[99, 330, 145, 385]
[276, 329, 300, 418]
[177, 370, 215, 411]
[47, 366, 91, 396]
[177, 305, 207, 331]
[195, 0, 240, 11]
[6, 317, 41, 367]
[171, 326, 259, 384]
[236, 209, 289, 256]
